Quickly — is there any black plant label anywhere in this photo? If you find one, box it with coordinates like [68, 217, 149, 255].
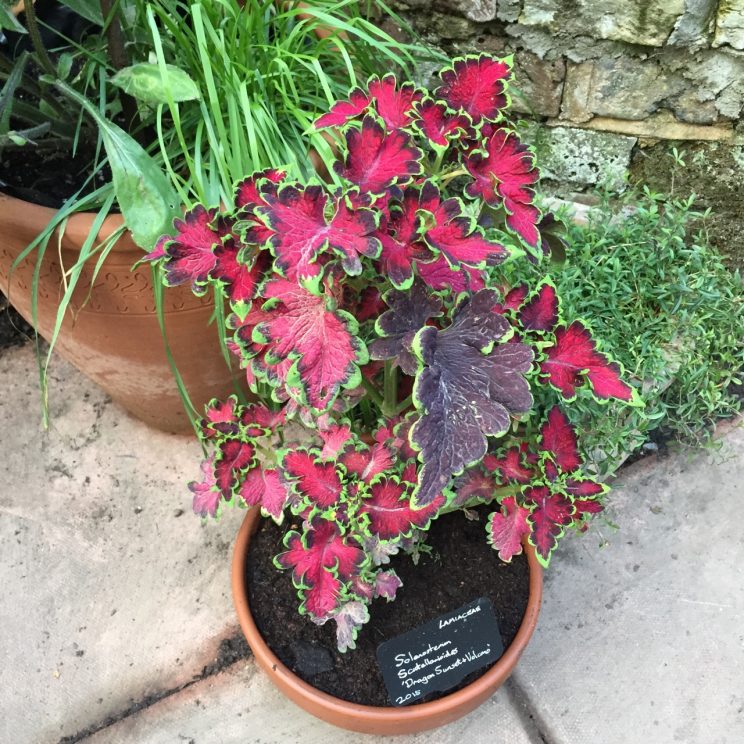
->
[376, 597, 504, 706]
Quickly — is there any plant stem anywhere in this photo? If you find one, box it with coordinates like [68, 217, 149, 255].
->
[361, 377, 384, 408]
[21, 1, 56, 77]
[440, 167, 468, 184]
[394, 394, 413, 415]
[382, 360, 398, 418]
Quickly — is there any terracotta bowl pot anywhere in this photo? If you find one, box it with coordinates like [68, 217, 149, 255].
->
[231, 507, 543, 735]
[0, 193, 241, 433]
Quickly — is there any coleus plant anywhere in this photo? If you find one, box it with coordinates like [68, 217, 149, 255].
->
[148, 54, 641, 652]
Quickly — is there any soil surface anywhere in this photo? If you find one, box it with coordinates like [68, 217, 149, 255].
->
[245, 507, 530, 707]
[0, 140, 106, 208]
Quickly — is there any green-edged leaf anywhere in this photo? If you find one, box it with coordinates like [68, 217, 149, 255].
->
[110, 63, 200, 105]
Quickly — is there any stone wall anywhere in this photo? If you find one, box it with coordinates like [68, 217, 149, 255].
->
[393, 0, 744, 266]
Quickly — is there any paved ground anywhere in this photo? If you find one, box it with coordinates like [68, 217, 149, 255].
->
[1, 343, 742, 744]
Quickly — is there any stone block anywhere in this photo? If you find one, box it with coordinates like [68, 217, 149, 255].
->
[713, 0, 744, 49]
[560, 58, 687, 123]
[667, 0, 718, 46]
[525, 125, 636, 190]
[519, 0, 687, 47]
[512, 51, 566, 118]
[448, 0, 497, 22]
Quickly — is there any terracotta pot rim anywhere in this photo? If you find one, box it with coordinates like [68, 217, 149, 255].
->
[0, 192, 137, 255]
[231, 506, 543, 730]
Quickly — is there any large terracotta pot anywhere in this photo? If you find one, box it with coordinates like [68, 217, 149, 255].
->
[231, 507, 543, 735]
[0, 193, 240, 433]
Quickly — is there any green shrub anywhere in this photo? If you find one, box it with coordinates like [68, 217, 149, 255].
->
[500, 185, 743, 478]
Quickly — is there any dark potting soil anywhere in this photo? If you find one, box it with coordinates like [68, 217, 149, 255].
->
[0, 139, 108, 209]
[245, 507, 530, 707]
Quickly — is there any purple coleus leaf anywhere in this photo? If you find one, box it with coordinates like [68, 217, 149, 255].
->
[487, 496, 531, 562]
[360, 476, 443, 540]
[374, 569, 403, 600]
[518, 279, 559, 332]
[282, 449, 344, 509]
[410, 289, 534, 506]
[155, 205, 222, 292]
[465, 128, 541, 248]
[333, 600, 370, 653]
[252, 279, 368, 412]
[368, 279, 443, 375]
[367, 74, 423, 130]
[540, 322, 635, 402]
[335, 116, 423, 194]
[435, 54, 511, 123]
[424, 195, 508, 269]
[275, 517, 365, 619]
[525, 485, 575, 567]
[413, 98, 471, 149]
[254, 185, 380, 282]
[314, 88, 370, 129]
[238, 467, 290, 523]
[214, 439, 255, 498]
[189, 456, 220, 518]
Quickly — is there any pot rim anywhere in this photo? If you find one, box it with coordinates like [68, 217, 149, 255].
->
[0, 192, 137, 254]
[231, 505, 543, 729]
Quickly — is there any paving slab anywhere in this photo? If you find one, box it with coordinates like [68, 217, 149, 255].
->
[0, 347, 245, 744]
[513, 425, 744, 744]
[81, 658, 540, 744]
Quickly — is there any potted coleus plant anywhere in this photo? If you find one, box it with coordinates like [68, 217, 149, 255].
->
[148, 54, 640, 732]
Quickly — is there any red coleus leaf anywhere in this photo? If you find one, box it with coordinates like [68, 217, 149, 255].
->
[518, 279, 559, 332]
[240, 403, 286, 430]
[411, 290, 534, 506]
[211, 240, 270, 312]
[282, 449, 344, 509]
[234, 168, 286, 209]
[488, 496, 531, 562]
[424, 196, 507, 268]
[255, 185, 379, 282]
[417, 254, 486, 294]
[314, 88, 370, 129]
[200, 396, 239, 439]
[503, 284, 528, 311]
[483, 446, 533, 484]
[376, 183, 436, 289]
[275, 517, 365, 618]
[158, 205, 220, 291]
[253, 279, 367, 412]
[565, 478, 606, 498]
[319, 425, 352, 461]
[335, 116, 422, 194]
[214, 439, 255, 498]
[465, 128, 540, 248]
[340, 443, 394, 484]
[540, 322, 635, 402]
[413, 98, 471, 148]
[452, 467, 499, 506]
[238, 467, 290, 522]
[539, 406, 582, 473]
[189, 456, 220, 518]
[368, 279, 443, 375]
[525, 485, 575, 567]
[360, 477, 443, 540]
[367, 74, 423, 129]
[435, 54, 511, 123]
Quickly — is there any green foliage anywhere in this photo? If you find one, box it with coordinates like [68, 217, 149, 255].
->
[501, 186, 743, 477]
